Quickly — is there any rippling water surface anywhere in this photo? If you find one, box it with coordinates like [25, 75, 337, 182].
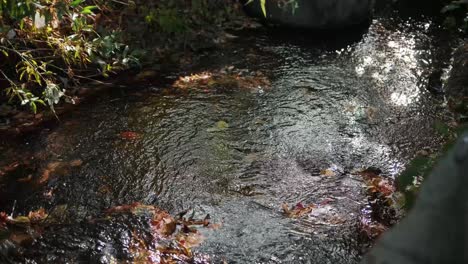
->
[0, 10, 460, 264]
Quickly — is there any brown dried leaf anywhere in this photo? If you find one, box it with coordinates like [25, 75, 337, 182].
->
[17, 174, 33, 183]
[28, 208, 48, 222]
[69, 159, 83, 167]
[9, 233, 34, 245]
[176, 231, 205, 248]
[283, 203, 316, 218]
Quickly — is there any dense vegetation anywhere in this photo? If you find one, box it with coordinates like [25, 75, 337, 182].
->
[0, 0, 244, 113]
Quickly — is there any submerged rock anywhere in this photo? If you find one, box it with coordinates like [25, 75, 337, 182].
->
[243, 0, 374, 29]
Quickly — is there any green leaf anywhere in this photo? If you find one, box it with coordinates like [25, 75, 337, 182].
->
[70, 0, 85, 8]
[81, 5, 98, 15]
[260, 0, 267, 17]
[36, 99, 46, 106]
[31, 101, 37, 113]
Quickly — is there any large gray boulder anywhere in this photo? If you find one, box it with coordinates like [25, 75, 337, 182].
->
[361, 133, 468, 264]
[243, 0, 374, 29]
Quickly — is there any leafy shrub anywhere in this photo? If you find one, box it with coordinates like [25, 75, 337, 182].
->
[0, 1, 245, 113]
[0, 0, 138, 113]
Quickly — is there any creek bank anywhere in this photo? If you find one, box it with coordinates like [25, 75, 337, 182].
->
[0, 0, 257, 133]
[0, 22, 264, 138]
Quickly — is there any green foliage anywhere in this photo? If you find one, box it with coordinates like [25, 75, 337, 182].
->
[0, 0, 140, 113]
[1, 0, 244, 113]
[0, 0, 36, 21]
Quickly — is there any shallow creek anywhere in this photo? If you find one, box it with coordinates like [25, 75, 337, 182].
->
[0, 8, 461, 264]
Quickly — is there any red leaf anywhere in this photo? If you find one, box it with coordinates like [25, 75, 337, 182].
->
[120, 131, 141, 140]
[0, 212, 8, 227]
[295, 202, 305, 210]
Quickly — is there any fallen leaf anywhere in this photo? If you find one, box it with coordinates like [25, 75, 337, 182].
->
[320, 169, 336, 177]
[28, 208, 48, 222]
[41, 162, 70, 179]
[282, 203, 291, 216]
[105, 203, 217, 262]
[295, 202, 305, 210]
[17, 174, 33, 183]
[283, 202, 315, 218]
[152, 214, 177, 237]
[216, 121, 229, 130]
[120, 131, 141, 140]
[367, 177, 395, 197]
[176, 230, 205, 248]
[69, 159, 83, 167]
[39, 169, 51, 184]
[9, 233, 33, 245]
[172, 70, 270, 91]
[0, 161, 20, 176]
[106, 203, 177, 237]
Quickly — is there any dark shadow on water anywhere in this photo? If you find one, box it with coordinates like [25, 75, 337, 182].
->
[261, 20, 371, 51]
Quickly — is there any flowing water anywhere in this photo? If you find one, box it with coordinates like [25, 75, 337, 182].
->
[0, 7, 462, 264]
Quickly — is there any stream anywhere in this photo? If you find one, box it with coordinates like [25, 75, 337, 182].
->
[0, 6, 462, 264]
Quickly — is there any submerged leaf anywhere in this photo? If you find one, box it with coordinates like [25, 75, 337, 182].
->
[320, 169, 336, 177]
[120, 131, 141, 140]
[282, 202, 315, 218]
[216, 121, 229, 130]
[27, 208, 48, 222]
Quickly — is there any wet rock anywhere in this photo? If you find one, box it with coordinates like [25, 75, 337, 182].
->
[361, 134, 468, 264]
[243, 0, 374, 29]
[445, 42, 468, 115]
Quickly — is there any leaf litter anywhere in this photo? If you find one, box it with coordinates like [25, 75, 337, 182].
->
[0, 203, 217, 263]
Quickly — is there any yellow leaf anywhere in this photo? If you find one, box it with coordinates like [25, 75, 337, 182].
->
[320, 169, 336, 177]
[260, 0, 267, 17]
